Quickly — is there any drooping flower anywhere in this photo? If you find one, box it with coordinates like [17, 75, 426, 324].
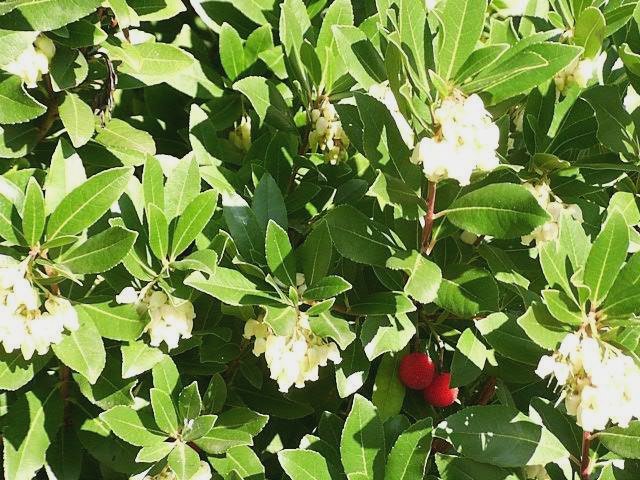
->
[411, 92, 500, 185]
[308, 98, 350, 164]
[116, 287, 195, 350]
[521, 182, 582, 246]
[243, 312, 341, 392]
[229, 114, 252, 152]
[0, 258, 78, 360]
[3, 35, 56, 88]
[536, 331, 640, 432]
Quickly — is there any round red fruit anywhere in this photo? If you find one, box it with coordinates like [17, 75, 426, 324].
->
[398, 352, 435, 390]
[423, 372, 458, 407]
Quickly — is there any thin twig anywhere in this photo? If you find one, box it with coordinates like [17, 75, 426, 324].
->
[580, 431, 592, 479]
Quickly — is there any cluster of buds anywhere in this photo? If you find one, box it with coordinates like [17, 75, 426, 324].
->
[117, 287, 195, 350]
[411, 92, 500, 185]
[0, 257, 78, 360]
[3, 35, 56, 89]
[228, 114, 252, 152]
[142, 461, 211, 480]
[521, 182, 582, 245]
[553, 57, 596, 94]
[368, 82, 414, 148]
[243, 312, 341, 392]
[308, 98, 350, 164]
[536, 331, 640, 432]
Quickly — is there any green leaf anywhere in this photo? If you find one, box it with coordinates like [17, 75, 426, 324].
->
[542, 289, 584, 326]
[436, 454, 519, 480]
[186, 268, 280, 306]
[341, 394, 386, 480]
[266, 220, 297, 287]
[602, 252, 640, 318]
[178, 381, 202, 422]
[278, 449, 332, 480]
[21, 177, 44, 246]
[361, 313, 416, 360]
[0, 73, 45, 124]
[128, 0, 186, 21]
[220, 22, 245, 81]
[316, 0, 353, 90]
[151, 388, 180, 436]
[582, 85, 635, 154]
[386, 418, 433, 480]
[434, 405, 569, 467]
[223, 192, 265, 263]
[308, 310, 355, 350]
[325, 205, 397, 266]
[335, 339, 370, 398]
[94, 118, 155, 166]
[332, 25, 385, 89]
[57, 226, 137, 274]
[164, 155, 200, 220]
[208, 445, 265, 479]
[386, 251, 442, 304]
[78, 298, 147, 342]
[167, 442, 201, 480]
[46, 166, 133, 239]
[367, 171, 426, 221]
[263, 304, 297, 336]
[0, 0, 103, 31]
[476, 312, 545, 365]
[44, 139, 86, 215]
[598, 421, 640, 459]
[100, 405, 168, 447]
[0, 349, 50, 391]
[279, 0, 310, 55]
[143, 155, 164, 211]
[299, 221, 332, 287]
[49, 46, 88, 92]
[114, 42, 195, 86]
[372, 353, 405, 421]
[350, 292, 416, 315]
[233, 76, 296, 131]
[148, 203, 169, 260]
[74, 352, 135, 410]
[3, 381, 63, 480]
[253, 172, 287, 231]
[437, 0, 487, 80]
[451, 328, 487, 387]
[444, 183, 549, 239]
[58, 92, 95, 148]
[136, 442, 175, 463]
[121, 341, 164, 378]
[574, 7, 606, 58]
[303, 275, 351, 301]
[52, 309, 105, 384]
[583, 212, 629, 306]
[436, 265, 499, 318]
[517, 303, 569, 351]
[152, 355, 182, 398]
[182, 414, 217, 442]
[171, 189, 217, 259]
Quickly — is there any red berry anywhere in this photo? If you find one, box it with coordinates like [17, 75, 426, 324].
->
[398, 352, 435, 390]
[423, 372, 458, 407]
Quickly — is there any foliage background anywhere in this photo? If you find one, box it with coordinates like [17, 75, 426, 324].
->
[0, 0, 640, 479]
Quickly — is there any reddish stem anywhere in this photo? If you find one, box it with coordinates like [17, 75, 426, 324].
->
[580, 431, 592, 479]
[421, 181, 437, 254]
[475, 376, 497, 405]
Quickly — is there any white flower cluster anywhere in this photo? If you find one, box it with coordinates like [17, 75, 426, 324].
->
[3, 35, 56, 88]
[0, 260, 78, 360]
[228, 115, 252, 152]
[143, 461, 211, 480]
[368, 82, 414, 148]
[243, 312, 341, 392]
[411, 92, 500, 185]
[521, 182, 582, 245]
[536, 331, 640, 432]
[308, 98, 350, 164]
[624, 85, 640, 114]
[554, 57, 596, 93]
[117, 287, 195, 350]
